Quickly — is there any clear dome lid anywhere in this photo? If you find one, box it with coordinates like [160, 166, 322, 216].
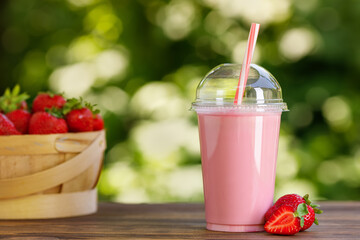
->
[192, 63, 288, 112]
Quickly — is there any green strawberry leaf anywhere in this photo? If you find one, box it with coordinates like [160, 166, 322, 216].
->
[0, 85, 29, 113]
[296, 203, 309, 217]
[13, 85, 20, 96]
[63, 98, 83, 115]
[37, 91, 62, 98]
[293, 203, 309, 229]
[63, 97, 101, 115]
[300, 217, 305, 228]
[303, 194, 312, 205]
[311, 203, 320, 208]
[314, 208, 323, 214]
[85, 101, 100, 114]
[314, 217, 319, 225]
[4, 88, 11, 97]
[46, 107, 64, 118]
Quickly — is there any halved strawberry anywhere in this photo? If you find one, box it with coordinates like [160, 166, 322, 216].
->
[264, 204, 278, 222]
[265, 203, 310, 235]
[264, 205, 301, 235]
[265, 194, 323, 232]
[265, 194, 306, 221]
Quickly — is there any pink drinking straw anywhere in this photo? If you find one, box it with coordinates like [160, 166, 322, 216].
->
[234, 23, 260, 105]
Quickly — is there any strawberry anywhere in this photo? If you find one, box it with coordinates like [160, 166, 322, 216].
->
[6, 109, 31, 134]
[301, 204, 315, 231]
[0, 113, 21, 135]
[265, 194, 306, 221]
[264, 204, 279, 222]
[93, 114, 104, 130]
[66, 108, 93, 132]
[32, 93, 66, 112]
[28, 111, 68, 134]
[264, 205, 302, 235]
[274, 194, 307, 208]
[265, 194, 323, 232]
[63, 98, 101, 132]
[0, 85, 31, 133]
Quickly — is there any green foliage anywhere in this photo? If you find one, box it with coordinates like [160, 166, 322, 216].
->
[0, 0, 360, 202]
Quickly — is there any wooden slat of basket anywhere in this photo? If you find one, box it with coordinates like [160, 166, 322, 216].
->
[61, 154, 103, 193]
[0, 154, 67, 194]
[0, 189, 97, 219]
[0, 131, 105, 199]
[42, 153, 73, 194]
[0, 154, 62, 179]
[0, 131, 101, 155]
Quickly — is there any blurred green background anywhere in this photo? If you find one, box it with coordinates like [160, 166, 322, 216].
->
[0, 0, 359, 202]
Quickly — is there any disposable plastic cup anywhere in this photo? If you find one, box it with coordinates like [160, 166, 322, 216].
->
[192, 64, 288, 232]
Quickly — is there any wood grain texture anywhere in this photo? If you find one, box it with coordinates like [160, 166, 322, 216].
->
[0, 190, 97, 219]
[0, 131, 106, 219]
[0, 131, 101, 155]
[0, 201, 358, 239]
[0, 130, 105, 199]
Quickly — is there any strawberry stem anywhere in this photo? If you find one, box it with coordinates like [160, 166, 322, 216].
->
[303, 194, 312, 205]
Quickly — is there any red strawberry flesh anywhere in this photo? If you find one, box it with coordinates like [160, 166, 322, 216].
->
[265, 193, 322, 235]
[264, 205, 301, 235]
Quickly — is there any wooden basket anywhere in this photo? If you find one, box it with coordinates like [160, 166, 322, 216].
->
[0, 130, 106, 219]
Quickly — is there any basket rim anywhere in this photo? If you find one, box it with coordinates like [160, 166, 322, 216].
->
[0, 129, 106, 155]
[0, 129, 105, 138]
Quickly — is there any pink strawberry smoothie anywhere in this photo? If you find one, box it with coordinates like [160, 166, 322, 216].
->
[197, 111, 281, 232]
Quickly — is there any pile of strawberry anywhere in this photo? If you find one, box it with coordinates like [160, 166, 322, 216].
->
[264, 193, 323, 235]
[0, 85, 104, 135]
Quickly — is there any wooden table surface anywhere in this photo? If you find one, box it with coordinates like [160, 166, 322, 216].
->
[0, 201, 359, 239]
